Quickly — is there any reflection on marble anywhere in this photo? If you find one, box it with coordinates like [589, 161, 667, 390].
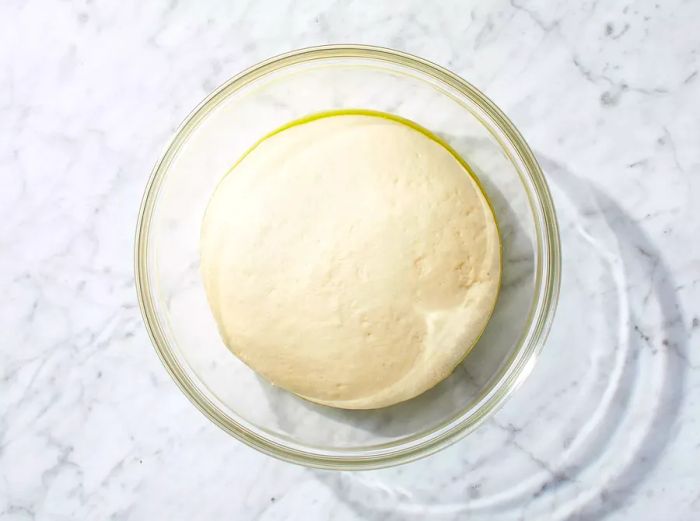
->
[0, 0, 698, 520]
[312, 155, 689, 520]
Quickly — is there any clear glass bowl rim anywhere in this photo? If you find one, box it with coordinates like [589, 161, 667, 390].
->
[134, 44, 562, 470]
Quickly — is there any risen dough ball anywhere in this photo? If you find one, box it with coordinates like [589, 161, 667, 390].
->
[200, 113, 500, 409]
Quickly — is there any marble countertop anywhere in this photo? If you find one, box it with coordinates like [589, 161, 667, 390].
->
[2, 0, 699, 519]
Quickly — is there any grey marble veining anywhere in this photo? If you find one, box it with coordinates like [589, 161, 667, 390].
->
[1, 0, 699, 519]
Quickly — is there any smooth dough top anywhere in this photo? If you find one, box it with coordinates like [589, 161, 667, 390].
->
[200, 113, 500, 409]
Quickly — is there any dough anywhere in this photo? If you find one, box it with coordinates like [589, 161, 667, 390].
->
[200, 112, 500, 409]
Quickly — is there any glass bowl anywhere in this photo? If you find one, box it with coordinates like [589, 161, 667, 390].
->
[135, 45, 561, 469]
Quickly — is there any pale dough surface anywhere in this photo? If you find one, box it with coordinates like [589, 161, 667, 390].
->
[200, 114, 500, 409]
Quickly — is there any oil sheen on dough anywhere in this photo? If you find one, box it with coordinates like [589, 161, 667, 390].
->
[200, 113, 500, 409]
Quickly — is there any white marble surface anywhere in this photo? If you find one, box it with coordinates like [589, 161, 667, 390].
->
[1, 0, 699, 519]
